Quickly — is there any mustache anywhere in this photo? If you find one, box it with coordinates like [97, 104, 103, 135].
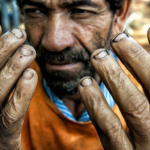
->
[36, 47, 91, 63]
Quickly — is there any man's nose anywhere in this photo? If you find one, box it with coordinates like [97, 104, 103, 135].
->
[41, 15, 75, 52]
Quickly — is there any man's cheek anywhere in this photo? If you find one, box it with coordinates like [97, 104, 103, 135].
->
[73, 27, 96, 54]
[25, 22, 44, 48]
[74, 23, 108, 54]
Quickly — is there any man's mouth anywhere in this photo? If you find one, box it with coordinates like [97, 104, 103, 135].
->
[46, 60, 83, 71]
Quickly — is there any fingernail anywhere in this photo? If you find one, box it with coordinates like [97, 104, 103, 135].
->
[80, 77, 93, 87]
[112, 33, 129, 43]
[21, 46, 33, 56]
[11, 28, 24, 39]
[93, 49, 109, 60]
[23, 70, 34, 80]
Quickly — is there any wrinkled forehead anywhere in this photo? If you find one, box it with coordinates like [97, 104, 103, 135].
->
[20, 0, 105, 8]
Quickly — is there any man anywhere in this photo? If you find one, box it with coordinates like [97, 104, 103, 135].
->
[0, 0, 150, 149]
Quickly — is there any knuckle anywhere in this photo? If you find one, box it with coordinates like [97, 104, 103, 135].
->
[0, 85, 5, 100]
[0, 62, 19, 83]
[0, 72, 11, 97]
[2, 103, 18, 127]
[0, 43, 8, 53]
[0, 70, 10, 83]
[106, 66, 125, 89]
[104, 120, 122, 137]
[126, 44, 143, 58]
[106, 65, 121, 78]
[15, 88, 25, 100]
[0, 116, 21, 149]
[6, 60, 20, 74]
[0, 36, 17, 53]
[124, 41, 144, 59]
[125, 94, 149, 119]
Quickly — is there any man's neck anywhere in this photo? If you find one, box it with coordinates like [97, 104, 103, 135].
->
[57, 75, 100, 119]
[59, 94, 85, 120]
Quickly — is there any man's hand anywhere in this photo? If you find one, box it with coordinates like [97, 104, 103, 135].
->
[78, 29, 150, 150]
[0, 26, 37, 150]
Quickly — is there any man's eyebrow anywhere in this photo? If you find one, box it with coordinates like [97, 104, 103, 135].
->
[21, 0, 98, 9]
[60, 0, 98, 8]
[21, 0, 47, 9]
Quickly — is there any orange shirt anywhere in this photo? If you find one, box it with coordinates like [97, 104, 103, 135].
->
[21, 61, 142, 150]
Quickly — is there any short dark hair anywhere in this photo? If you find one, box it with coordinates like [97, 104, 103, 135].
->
[106, 0, 124, 12]
[17, 0, 124, 13]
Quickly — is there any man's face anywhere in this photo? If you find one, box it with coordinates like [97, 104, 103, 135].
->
[22, 0, 114, 95]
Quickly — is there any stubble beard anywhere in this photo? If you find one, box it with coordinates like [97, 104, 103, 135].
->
[36, 30, 112, 96]
[36, 46, 95, 95]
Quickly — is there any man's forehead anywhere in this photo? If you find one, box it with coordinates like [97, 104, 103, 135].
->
[21, 0, 104, 8]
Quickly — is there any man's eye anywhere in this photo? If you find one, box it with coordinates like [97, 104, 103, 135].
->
[24, 9, 43, 15]
[71, 9, 88, 15]
[70, 8, 95, 19]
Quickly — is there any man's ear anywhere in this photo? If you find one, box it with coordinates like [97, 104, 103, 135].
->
[112, 0, 132, 37]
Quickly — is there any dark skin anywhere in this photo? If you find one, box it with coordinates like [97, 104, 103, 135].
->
[0, 28, 38, 149]
[22, 0, 125, 119]
[79, 30, 150, 149]
[0, 0, 150, 149]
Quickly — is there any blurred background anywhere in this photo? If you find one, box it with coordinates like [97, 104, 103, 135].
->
[130, 0, 150, 52]
[0, 0, 150, 51]
[0, 0, 20, 33]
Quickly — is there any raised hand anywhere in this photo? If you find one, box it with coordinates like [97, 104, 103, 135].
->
[78, 29, 150, 150]
[0, 27, 37, 150]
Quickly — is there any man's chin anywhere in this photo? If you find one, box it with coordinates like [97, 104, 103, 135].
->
[43, 74, 79, 95]
[40, 62, 95, 95]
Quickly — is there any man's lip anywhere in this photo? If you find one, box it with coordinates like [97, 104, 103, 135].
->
[47, 60, 76, 65]
[46, 61, 82, 71]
